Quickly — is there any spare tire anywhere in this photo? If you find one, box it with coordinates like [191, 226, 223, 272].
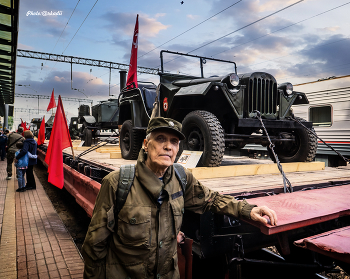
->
[268, 117, 318, 163]
[182, 110, 225, 167]
[120, 120, 144, 160]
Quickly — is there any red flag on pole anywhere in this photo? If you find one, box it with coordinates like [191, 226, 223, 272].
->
[20, 119, 29, 134]
[45, 96, 73, 189]
[37, 116, 46, 145]
[126, 14, 139, 89]
[47, 89, 57, 111]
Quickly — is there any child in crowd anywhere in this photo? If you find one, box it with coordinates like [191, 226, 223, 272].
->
[14, 142, 37, 192]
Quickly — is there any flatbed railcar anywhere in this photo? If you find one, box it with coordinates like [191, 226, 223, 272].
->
[37, 145, 350, 279]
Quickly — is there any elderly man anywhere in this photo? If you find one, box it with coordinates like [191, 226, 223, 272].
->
[82, 117, 277, 279]
[6, 127, 24, 179]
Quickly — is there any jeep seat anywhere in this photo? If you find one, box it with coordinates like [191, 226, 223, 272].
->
[142, 87, 158, 116]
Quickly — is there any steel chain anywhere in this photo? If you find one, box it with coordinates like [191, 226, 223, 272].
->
[254, 111, 293, 193]
[287, 114, 350, 164]
[75, 131, 119, 160]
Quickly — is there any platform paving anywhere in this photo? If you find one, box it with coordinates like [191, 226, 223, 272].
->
[0, 160, 84, 278]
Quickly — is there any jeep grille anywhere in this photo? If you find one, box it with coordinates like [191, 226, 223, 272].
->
[248, 77, 278, 115]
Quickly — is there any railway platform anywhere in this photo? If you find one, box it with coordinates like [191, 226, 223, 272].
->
[0, 160, 84, 279]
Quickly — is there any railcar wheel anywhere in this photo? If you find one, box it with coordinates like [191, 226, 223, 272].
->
[268, 117, 317, 163]
[120, 120, 144, 160]
[182, 110, 225, 167]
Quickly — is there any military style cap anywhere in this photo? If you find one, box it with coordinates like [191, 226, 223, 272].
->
[147, 117, 185, 140]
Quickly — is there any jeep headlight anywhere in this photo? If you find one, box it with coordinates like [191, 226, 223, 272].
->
[229, 73, 240, 86]
[278, 82, 293, 96]
[286, 82, 293, 95]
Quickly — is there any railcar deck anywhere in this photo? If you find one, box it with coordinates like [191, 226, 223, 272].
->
[62, 145, 350, 195]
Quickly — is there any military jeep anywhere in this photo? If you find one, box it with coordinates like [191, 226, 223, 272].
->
[118, 50, 317, 166]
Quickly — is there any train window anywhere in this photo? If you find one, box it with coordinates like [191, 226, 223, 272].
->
[309, 105, 332, 127]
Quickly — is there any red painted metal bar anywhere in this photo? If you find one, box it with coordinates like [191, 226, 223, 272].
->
[242, 184, 350, 235]
[294, 226, 350, 264]
[37, 149, 101, 217]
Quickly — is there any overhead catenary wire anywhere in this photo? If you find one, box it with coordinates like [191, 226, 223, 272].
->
[35, 0, 81, 94]
[51, 0, 81, 54]
[33, 0, 98, 98]
[158, 0, 304, 69]
[243, 37, 350, 71]
[62, 0, 99, 54]
[139, 0, 243, 60]
[211, 1, 350, 58]
[280, 61, 350, 83]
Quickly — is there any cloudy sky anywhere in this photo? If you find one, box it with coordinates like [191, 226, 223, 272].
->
[14, 0, 350, 126]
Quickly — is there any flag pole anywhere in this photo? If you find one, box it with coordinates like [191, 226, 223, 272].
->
[58, 96, 75, 160]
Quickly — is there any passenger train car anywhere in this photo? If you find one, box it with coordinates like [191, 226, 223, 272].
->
[292, 84, 350, 166]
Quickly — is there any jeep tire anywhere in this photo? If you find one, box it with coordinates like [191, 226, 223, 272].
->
[120, 120, 144, 160]
[83, 128, 92, 147]
[182, 110, 225, 167]
[268, 117, 318, 163]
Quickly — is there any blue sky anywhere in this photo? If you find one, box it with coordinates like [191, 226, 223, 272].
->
[14, 0, 350, 126]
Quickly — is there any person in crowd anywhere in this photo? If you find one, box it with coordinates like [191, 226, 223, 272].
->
[16, 130, 37, 190]
[6, 127, 24, 180]
[82, 117, 277, 279]
[14, 142, 28, 192]
[14, 141, 38, 192]
[0, 129, 9, 161]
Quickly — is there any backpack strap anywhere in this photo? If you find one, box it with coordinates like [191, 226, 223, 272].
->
[115, 164, 136, 215]
[115, 163, 186, 216]
[173, 163, 187, 194]
[7, 136, 22, 151]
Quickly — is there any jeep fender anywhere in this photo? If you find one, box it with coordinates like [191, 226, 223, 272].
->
[81, 115, 96, 125]
[280, 91, 309, 119]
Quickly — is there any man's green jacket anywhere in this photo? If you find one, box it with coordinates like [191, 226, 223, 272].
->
[81, 149, 256, 279]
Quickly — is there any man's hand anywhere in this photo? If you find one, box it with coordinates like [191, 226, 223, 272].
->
[250, 206, 277, 226]
[177, 231, 185, 244]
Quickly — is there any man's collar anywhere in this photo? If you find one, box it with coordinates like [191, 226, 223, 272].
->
[136, 149, 173, 200]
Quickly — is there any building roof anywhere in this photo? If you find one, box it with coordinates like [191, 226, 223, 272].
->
[0, 0, 19, 116]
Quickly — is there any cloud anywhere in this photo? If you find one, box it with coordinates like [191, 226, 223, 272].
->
[317, 26, 340, 33]
[155, 13, 166, 18]
[103, 12, 170, 38]
[257, 0, 302, 12]
[18, 43, 34, 50]
[187, 14, 199, 20]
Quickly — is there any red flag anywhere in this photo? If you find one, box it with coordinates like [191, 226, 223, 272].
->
[20, 119, 29, 135]
[37, 116, 46, 145]
[47, 89, 57, 111]
[126, 14, 139, 89]
[45, 96, 72, 189]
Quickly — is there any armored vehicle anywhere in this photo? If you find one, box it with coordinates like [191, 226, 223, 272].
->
[78, 99, 119, 146]
[118, 50, 317, 166]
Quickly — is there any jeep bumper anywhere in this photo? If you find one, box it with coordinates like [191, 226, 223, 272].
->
[237, 119, 313, 129]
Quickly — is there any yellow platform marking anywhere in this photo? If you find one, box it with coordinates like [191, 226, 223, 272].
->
[188, 161, 325, 180]
[0, 168, 17, 278]
[110, 152, 122, 159]
[75, 146, 92, 151]
[96, 147, 121, 153]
